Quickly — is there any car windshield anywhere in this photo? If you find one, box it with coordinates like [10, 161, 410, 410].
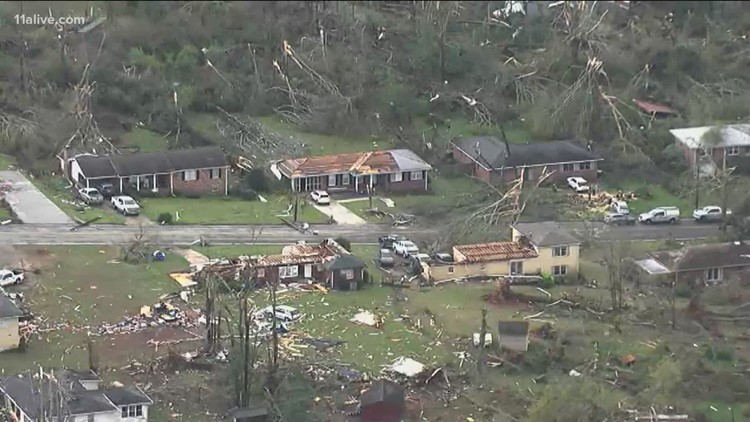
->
[123, 199, 136, 205]
[318, 192, 329, 197]
[578, 180, 588, 185]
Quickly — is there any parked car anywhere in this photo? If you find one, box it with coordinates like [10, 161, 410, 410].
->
[0, 269, 24, 287]
[255, 305, 301, 322]
[310, 190, 331, 205]
[432, 252, 454, 263]
[378, 249, 395, 267]
[611, 200, 630, 215]
[638, 206, 680, 224]
[567, 176, 589, 193]
[604, 212, 636, 226]
[111, 196, 141, 216]
[393, 240, 419, 257]
[253, 321, 289, 338]
[96, 183, 115, 198]
[77, 187, 104, 205]
[692, 205, 731, 222]
[379, 234, 406, 250]
[409, 253, 431, 274]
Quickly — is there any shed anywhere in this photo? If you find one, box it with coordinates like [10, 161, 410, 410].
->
[229, 406, 269, 422]
[497, 320, 530, 352]
[0, 295, 23, 352]
[324, 254, 367, 291]
[360, 379, 405, 422]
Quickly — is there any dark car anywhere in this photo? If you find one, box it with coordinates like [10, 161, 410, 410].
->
[432, 252, 454, 263]
[96, 183, 115, 198]
[378, 234, 406, 250]
[604, 212, 636, 226]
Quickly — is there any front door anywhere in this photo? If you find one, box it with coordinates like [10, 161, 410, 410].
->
[304, 264, 312, 278]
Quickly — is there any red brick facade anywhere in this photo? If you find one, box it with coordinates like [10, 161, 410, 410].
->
[676, 265, 750, 287]
[171, 168, 228, 195]
[452, 144, 599, 185]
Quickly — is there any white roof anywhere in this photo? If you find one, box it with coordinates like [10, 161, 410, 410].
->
[635, 259, 672, 275]
[670, 124, 750, 149]
[390, 149, 432, 172]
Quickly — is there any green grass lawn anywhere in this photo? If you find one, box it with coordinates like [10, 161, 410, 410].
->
[140, 195, 328, 224]
[0, 153, 16, 170]
[342, 174, 486, 222]
[32, 176, 126, 224]
[698, 402, 750, 422]
[2, 246, 188, 373]
[121, 127, 169, 153]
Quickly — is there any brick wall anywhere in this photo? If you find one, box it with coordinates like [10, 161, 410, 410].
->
[452, 144, 474, 164]
[171, 168, 228, 196]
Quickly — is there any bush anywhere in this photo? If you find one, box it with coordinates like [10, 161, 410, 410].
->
[540, 273, 556, 289]
[334, 237, 351, 252]
[157, 212, 173, 224]
[242, 169, 270, 193]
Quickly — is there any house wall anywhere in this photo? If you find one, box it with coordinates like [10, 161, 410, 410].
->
[510, 228, 581, 276]
[255, 262, 324, 285]
[0, 317, 20, 351]
[677, 265, 750, 286]
[330, 267, 365, 290]
[170, 167, 228, 196]
[70, 405, 150, 421]
[71, 160, 85, 184]
[377, 171, 428, 193]
[498, 335, 529, 352]
[429, 261, 511, 282]
[361, 403, 403, 422]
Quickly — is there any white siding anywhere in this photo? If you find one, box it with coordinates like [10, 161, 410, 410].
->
[71, 406, 149, 421]
[71, 160, 84, 184]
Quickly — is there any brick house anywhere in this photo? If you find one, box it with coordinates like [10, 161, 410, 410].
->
[670, 124, 750, 176]
[253, 239, 368, 290]
[451, 137, 603, 184]
[636, 241, 750, 286]
[274, 149, 432, 194]
[67, 146, 230, 196]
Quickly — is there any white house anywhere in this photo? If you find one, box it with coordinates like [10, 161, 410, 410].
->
[0, 369, 152, 422]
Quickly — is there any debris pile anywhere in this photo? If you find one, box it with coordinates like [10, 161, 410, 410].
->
[95, 301, 202, 336]
[365, 208, 419, 226]
[350, 310, 384, 328]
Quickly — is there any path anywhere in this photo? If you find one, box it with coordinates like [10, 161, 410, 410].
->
[0, 220, 722, 245]
[313, 201, 367, 225]
[0, 171, 73, 224]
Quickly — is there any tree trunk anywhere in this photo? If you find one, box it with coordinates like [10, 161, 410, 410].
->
[477, 307, 488, 375]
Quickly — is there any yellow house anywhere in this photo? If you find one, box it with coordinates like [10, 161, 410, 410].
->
[426, 222, 581, 282]
[0, 295, 22, 352]
[511, 222, 581, 278]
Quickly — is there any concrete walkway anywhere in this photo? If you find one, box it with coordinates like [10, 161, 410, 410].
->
[313, 201, 367, 225]
[0, 171, 74, 224]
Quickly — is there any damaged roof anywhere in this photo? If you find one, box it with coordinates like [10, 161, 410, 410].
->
[452, 138, 601, 170]
[325, 254, 367, 270]
[511, 222, 581, 247]
[670, 124, 750, 149]
[633, 99, 678, 115]
[648, 241, 750, 272]
[0, 295, 23, 319]
[256, 239, 353, 268]
[497, 320, 530, 336]
[277, 149, 432, 177]
[75, 146, 229, 178]
[453, 241, 538, 263]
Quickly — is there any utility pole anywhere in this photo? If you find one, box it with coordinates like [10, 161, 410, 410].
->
[477, 307, 488, 376]
[694, 163, 700, 210]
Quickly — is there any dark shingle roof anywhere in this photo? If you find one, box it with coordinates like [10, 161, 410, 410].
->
[76, 146, 229, 178]
[511, 222, 580, 247]
[103, 386, 153, 406]
[67, 391, 118, 414]
[650, 241, 750, 272]
[360, 379, 405, 407]
[497, 321, 530, 336]
[75, 156, 118, 178]
[324, 254, 367, 270]
[0, 295, 22, 318]
[452, 138, 601, 169]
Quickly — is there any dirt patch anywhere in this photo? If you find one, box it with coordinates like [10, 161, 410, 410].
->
[124, 214, 156, 226]
[96, 325, 206, 366]
[15, 246, 57, 271]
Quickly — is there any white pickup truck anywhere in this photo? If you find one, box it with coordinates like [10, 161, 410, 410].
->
[111, 196, 141, 216]
[638, 207, 680, 224]
[0, 269, 24, 287]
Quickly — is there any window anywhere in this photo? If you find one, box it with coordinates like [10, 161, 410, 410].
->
[411, 171, 423, 180]
[706, 267, 721, 282]
[341, 269, 354, 280]
[727, 146, 740, 156]
[122, 406, 128, 418]
[510, 261, 523, 275]
[578, 162, 591, 170]
[448, 266, 455, 273]
[121, 405, 141, 417]
[390, 172, 403, 182]
[562, 163, 575, 172]
[553, 265, 567, 276]
[328, 174, 337, 186]
[279, 265, 299, 279]
[210, 168, 222, 179]
[183, 169, 198, 181]
[256, 268, 265, 277]
[87, 414, 95, 422]
[342, 173, 350, 185]
[553, 246, 568, 257]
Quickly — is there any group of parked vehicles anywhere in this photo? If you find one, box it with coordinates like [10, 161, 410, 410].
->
[604, 203, 731, 226]
[377, 234, 454, 275]
[76, 184, 141, 216]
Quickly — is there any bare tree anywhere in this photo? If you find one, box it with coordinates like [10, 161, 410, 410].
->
[603, 241, 629, 311]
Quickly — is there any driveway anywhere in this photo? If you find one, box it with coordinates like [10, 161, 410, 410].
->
[313, 201, 367, 225]
[0, 171, 74, 224]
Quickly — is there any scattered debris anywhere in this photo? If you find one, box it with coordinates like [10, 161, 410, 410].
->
[298, 337, 345, 351]
[385, 357, 426, 378]
[350, 310, 383, 328]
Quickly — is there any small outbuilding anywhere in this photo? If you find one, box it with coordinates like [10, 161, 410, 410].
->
[497, 320, 531, 352]
[229, 406, 269, 422]
[360, 379, 405, 422]
[324, 254, 368, 291]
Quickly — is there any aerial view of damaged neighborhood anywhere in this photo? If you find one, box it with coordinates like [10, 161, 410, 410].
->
[2, 1, 750, 421]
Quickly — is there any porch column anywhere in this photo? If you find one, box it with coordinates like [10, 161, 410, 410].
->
[290, 177, 294, 192]
[424, 172, 427, 190]
[86, 178, 89, 188]
[119, 177, 123, 194]
[154, 174, 157, 191]
[136, 176, 140, 191]
[369, 175, 374, 188]
[170, 173, 174, 195]
[225, 168, 228, 196]
[355, 176, 359, 192]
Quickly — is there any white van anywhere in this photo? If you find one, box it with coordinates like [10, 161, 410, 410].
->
[638, 207, 680, 224]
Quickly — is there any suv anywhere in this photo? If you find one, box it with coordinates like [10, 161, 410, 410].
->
[638, 207, 680, 224]
[604, 212, 636, 226]
[378, 249, 395, 267]
[96, 183, 115, 198]
[78, 187, 104, 205]
[393, 240, 419, 257]
[379, 234, 405, 250]
[310, 190, 331, 205]
[567, 177, 589, 193]
[692, 206, 730, 223]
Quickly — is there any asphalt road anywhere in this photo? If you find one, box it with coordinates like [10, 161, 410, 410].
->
[0, 219, 722, 246]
